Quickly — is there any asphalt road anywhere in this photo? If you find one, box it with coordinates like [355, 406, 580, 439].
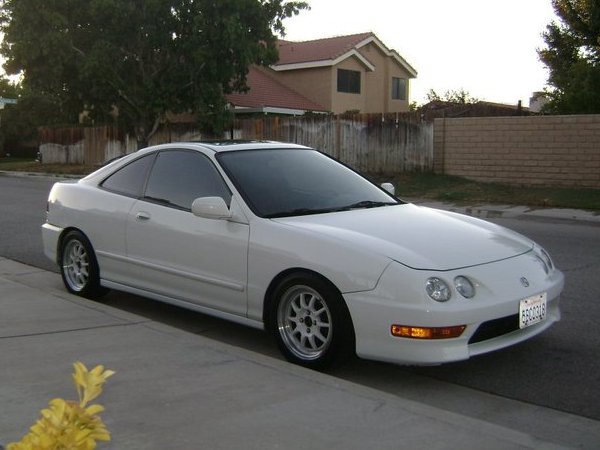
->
[1, 173, 599, 422]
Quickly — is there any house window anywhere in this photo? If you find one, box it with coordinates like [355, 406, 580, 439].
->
[337, 69, 361, 94]
[392, 77, 407, 100]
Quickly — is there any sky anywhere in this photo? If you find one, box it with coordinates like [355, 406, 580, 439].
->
[282, 0, 560, 107]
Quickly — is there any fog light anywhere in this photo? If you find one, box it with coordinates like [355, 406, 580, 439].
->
[391, 325, 466, 339]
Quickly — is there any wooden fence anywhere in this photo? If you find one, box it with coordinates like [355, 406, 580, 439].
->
[38, 113, 434, 174]
[234, 114, 433, 173]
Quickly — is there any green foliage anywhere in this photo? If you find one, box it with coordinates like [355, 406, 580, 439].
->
[539, 0, 600, 113]
[0, 81, 77, 146]
[0, 0, 308, 147]
[0, 80, 40, 151]
[426, 88, 479, 104]
[0, 77, 19, 99]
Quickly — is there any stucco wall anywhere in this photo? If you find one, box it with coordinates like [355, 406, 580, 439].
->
[434, 115, 600, 188]
[276, 66, 332, 111]
[387, 63, 411, 113]
[360, 42, 387, 113]
[357, 42, 411, 113]
[330, 57, 368, 114]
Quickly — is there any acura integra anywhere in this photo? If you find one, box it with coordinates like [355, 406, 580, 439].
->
[42, 141, 564, 369]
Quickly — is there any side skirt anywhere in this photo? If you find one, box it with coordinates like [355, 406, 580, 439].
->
[101, 279, 265, 331]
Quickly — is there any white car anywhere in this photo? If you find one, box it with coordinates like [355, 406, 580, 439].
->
[42, 141, 564, 369]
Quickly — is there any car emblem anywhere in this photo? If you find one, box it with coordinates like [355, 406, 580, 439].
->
[520, 277, 530, 287]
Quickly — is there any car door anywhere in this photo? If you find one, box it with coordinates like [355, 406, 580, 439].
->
[125, 149, 249, 316]
[92, 153, 156, 283]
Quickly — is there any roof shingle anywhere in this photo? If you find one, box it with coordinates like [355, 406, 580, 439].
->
[226, 66, 326, 112]
[276, 32, 374, 65]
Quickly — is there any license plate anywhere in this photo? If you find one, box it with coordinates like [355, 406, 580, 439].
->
[519, 292, 547, 329]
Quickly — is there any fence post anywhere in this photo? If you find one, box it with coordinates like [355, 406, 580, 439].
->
[433, 118, 446, 174]
[335, 115, 341, 160]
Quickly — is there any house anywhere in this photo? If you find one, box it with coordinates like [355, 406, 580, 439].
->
[226, 32, 417, 115]
[529, 92, 549, 113]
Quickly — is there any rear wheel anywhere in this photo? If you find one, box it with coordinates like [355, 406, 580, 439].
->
[270, 273, 354, 370]
[60, 230, 107, 299]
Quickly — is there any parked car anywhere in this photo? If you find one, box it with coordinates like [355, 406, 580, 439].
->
[42, 141, 564, 369]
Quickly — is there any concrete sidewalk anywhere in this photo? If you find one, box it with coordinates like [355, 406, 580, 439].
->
[1, 258, 598, 449]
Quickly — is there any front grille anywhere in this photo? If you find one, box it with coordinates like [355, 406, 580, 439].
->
[469, 314, 520, 344]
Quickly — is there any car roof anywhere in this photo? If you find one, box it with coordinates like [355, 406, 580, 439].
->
[81, 140, 313, 185]
[153, 140, 312, 153]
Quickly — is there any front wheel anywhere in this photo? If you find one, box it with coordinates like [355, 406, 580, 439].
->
[59, 230, 108, 300]
[270, 273, 354, 370]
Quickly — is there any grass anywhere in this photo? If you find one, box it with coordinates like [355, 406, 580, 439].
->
[0, 157, 95, 175]
[370, 172, 600, 211]
[1, 157, 599, 211]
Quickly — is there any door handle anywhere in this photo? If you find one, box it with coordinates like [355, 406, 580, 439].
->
[136, 212, 151, 221]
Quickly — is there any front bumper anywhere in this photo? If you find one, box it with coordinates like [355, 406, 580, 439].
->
[344, 256, 565, 365]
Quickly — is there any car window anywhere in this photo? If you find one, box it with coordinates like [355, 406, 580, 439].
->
[144, 150, 231, 210]
[101, 154, 155, 197]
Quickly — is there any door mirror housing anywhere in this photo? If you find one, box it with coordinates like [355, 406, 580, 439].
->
[381, 182, 395, 196]
[191, 197, 232, 220]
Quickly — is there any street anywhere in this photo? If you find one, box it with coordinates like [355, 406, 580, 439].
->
[1, 173, 599, 423]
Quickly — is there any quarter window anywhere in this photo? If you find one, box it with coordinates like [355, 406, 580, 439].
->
[144, 150, 231, 210]
[392, 77, 407, 100]
[337, 69, 361, 94]
[101, 154, 154, 197]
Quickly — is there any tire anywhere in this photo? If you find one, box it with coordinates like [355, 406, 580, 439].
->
[270, 273, 355, 370]
[59, 230, 108, 300]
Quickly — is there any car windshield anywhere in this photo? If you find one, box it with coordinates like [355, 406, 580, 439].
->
[217, 148, 401, 218]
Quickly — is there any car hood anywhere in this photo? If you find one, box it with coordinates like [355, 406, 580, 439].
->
[273, 203, 533, 271]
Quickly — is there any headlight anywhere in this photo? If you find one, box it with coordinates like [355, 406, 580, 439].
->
[454, 276, 475, 298]
[533, 245, 555, 274]
[539, 247, 554, 271]
[425, 277, 451, 302]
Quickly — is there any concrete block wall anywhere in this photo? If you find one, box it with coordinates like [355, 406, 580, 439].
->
[433, 115, 600, 188]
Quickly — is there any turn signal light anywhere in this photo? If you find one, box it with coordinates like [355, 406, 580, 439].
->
[391, 324, 466, 339]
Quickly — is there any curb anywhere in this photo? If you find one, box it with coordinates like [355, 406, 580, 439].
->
[0, 170, 83, 180]
[409, 199, 600, 224]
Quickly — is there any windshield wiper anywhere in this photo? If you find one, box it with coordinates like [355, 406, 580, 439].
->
[265, 207, 341, 218]
[266, 201, 398, 218]
[339, 200, 398, 210]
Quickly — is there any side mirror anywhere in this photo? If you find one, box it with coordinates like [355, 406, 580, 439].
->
[191, 197, 232, 220]
[381, 182, 395, 196]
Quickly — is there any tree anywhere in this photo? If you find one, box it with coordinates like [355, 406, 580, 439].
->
[0, 85, 67, 150]
[538, 0, 600, 114]
[426, 88, 479, 104]
[0, 0, 308, 148]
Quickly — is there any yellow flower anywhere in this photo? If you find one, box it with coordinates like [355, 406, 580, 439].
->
[7, 362, 115, 450]
[73, 362, 115, 407]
